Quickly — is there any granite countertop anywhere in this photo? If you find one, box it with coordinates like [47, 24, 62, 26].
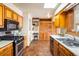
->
[0, 40, 13, 48]
[51, 35, 79, 56]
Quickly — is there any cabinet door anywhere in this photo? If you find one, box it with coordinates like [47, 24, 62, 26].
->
[18, 16, 23, 29]
[13, 12, 18, 21]
[63, 47, 74, 56]
[60, 13, 66, 28]
[59, 44, 75, 56]
[59, 44, 66, 56]
[39, 20, 51, 40]
[54, 15, 60, 27]
[0, 4, 4, 28]
[39, 32, 44, 40]
[0, 43, 13, 56]
[5, 7, 12, 19]
[66, 9, 74, 31]
[53, 40, 59, 56]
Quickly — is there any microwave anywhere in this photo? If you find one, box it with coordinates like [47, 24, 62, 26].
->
[4, 19, 19, 31]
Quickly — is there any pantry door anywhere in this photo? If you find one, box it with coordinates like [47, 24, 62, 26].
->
[39, 19, 52, 40]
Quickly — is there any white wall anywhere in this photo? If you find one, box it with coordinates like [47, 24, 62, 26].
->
[21, 10, 33, 46]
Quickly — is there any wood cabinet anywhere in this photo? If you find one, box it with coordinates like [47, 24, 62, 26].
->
[65, 9, 74, 32]
[54, 13, 66, 28]
[4, 7, 12, 19]
[39, 19, 52, 40]
[12, 12, 18, 21]
[0, 4, 4, 28]
[54, 15, 60, 27]
[53, 40, 59, 56]
[0, 3, 23, 29]
[18, 16, 23, 29]
[59, 13, 66, 28]
[0, 43, 13, 56]
[59, 44, 75, 56]
[51, 39, 75, 56]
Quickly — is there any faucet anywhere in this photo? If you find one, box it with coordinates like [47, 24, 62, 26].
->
[73, 36, 76, 41]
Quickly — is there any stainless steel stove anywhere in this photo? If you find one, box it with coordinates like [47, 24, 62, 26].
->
[0, 36, 24, 56]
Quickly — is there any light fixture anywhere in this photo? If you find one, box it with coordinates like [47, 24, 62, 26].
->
[44, 3, 58, 8]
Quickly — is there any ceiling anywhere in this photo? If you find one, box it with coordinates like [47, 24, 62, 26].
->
[14, 3, 58, 18]
[14, 3, 44, 9]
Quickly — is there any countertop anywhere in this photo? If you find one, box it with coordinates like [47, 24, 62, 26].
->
[50, 35, 79, 56]
[0, 40, 13, 48]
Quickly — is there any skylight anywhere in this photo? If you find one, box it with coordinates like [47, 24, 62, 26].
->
[44, 3, 58, 8]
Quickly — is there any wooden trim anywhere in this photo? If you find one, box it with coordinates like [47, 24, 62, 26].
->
[40, 18, 52, 21]
[32, 17, 39, 19]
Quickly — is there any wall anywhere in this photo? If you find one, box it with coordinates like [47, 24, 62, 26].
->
[20, 10, 33, 46]
[74, 4, 79, 31]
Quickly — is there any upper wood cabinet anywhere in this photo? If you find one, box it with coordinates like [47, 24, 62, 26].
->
[54, 13, 66, 28]
[65, 9, 74, 32]
[54, 15, 60, 27]
[59, 12, 66, 28]
[0, 4, 4, 28]
[12, 12, 18, 21]
[18, 15, 23, 29]
[4, 7, 13, 19]
[0, 3, 23, 29]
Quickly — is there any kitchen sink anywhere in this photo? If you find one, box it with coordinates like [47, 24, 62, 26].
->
[63, 40, 79, 47]
[56, 38, 79, 47]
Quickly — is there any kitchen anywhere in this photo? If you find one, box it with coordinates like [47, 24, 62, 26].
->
[0, 3, 79, 56]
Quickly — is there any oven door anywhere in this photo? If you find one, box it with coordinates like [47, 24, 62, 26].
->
[15, 40, 24, 56]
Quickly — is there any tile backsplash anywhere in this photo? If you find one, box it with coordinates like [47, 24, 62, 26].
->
[0, 30, 23, 36]
[0, 32, 6, 36]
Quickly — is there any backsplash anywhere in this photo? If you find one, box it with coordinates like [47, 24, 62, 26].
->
[11, 30, 24, 36]
[67, 31, 79, 36]
[0, 32, 6, 36]
[0, 30, 23, 36]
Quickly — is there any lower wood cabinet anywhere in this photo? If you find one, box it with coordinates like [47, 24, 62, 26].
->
[0, 43, 13, 56]
[51, 39, 75, 56]
[53, 40, 59, 56]
[59, 44, 75, 56]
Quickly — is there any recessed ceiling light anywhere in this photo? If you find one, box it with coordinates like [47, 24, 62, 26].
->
[44, 3, 58, 8]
